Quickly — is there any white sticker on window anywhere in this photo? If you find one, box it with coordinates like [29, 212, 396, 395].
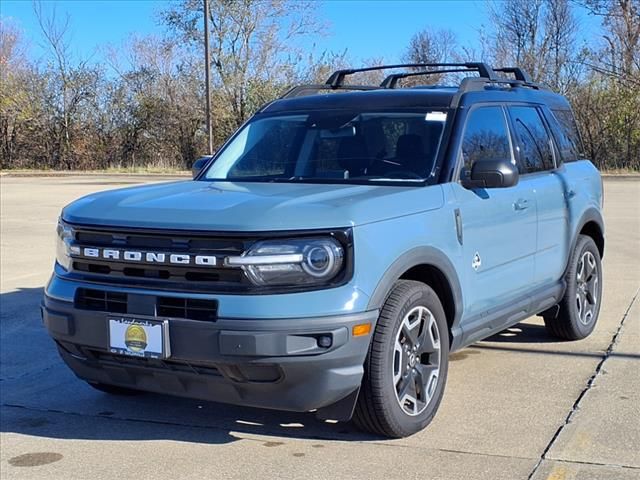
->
[426, 111, 447, 122]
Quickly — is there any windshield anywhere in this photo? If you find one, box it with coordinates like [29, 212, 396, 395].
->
[203, 110, 448, 184]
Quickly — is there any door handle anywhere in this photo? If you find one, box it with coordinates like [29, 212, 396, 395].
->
[566, 189, 576, 200]
[513, 198, 530, 211]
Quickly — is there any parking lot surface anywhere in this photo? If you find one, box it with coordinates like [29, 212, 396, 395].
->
[1, 176, 638, 480]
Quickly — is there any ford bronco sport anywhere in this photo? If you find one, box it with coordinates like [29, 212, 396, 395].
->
[43, 63, 604, 438]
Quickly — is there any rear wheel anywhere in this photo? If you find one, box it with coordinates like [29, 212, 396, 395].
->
[544, 235, 602, 340]
[353, 280, 449, 438]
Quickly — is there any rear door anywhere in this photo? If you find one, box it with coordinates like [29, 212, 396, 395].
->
[507, 105, 570, 287]
[451, 105, 537, 321]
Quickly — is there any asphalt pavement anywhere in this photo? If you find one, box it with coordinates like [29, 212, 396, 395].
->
[0, 176, 638, 480]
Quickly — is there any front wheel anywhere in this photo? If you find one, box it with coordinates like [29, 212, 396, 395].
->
[353, 280, 449, 438]
[544, 235, 603, 340]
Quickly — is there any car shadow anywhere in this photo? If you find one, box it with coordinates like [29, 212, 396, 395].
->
[483, 322, 559, 344]
[0, 287, 378, 445]
[1, 287, 593, 446]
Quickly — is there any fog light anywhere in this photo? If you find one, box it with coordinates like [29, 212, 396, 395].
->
[317, 335, 332, 348]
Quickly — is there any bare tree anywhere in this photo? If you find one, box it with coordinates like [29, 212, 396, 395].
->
[0, 20, 30, 167]
[581, 0, 640, 83]
[543, 0, 581, 92]
[402, 28, 458, 85]
[162, 0, 324, 136]
[489, 0, 547, 79]
[33, 0, 76, 168]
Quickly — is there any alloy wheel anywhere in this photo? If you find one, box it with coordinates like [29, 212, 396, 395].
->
[576, 251, 599, 326]
[392, 306, 442, 416]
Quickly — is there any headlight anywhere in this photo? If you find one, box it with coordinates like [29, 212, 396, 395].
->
[226, 237, 345, 286]
[56, 219, 77, 271]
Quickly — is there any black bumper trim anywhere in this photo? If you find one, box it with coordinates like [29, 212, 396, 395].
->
[43, 294, 378, 413]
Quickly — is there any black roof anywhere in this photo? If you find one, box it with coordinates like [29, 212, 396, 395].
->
[261, 85, 570, 114]
[262, 88, 458, 113]
[259, 63, 571, 115]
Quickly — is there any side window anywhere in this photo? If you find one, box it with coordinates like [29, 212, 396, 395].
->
[550, 109, 583, 162]
[509, 106, 555, 173]
[460, 106, 512, 179]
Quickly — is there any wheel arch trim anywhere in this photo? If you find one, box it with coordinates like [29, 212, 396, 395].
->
[366, 246, 463, 337]
[572, 208, 605, 261]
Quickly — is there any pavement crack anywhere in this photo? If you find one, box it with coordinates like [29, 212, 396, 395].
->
[1, 364, 57, 382]
[527, 287, 639, 480]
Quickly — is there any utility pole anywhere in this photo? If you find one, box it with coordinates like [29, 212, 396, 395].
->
[203, 0, 213, 154]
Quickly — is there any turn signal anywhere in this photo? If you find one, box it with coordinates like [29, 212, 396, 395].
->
[352, 323, 372, 337]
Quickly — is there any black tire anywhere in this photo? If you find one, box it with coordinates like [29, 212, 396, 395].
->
[544, 235, 602, 340]
[353, 280, 449, 438]
[87, 381, 141, 396]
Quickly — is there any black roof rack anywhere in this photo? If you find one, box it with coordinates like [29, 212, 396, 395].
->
[276, 63, 547, 102]
[380, 68, 477, 89]
[325, 62, 496, 88]
[494, 67, 533, 83]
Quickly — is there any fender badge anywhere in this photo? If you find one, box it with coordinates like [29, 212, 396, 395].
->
[472, 252, 482, 271]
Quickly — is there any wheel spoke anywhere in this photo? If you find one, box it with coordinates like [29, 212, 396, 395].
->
[415, 363, 438, 401]
[393, 341, 403, 384]
[584, 253, 596, 280]
[577, 257, 585, 282]
[586, 276, 599, 305]
[402, 323, 419, 347]
[418, 313, 440, 353]
[397, 370, 417, 401]
[576, 292, 583, 318]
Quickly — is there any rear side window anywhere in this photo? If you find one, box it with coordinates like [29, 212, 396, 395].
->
[550, 109, 583, 162]
[509, 106, 555, 173]
[460, 106, 512, 179]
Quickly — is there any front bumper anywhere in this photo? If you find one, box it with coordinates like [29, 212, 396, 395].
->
[42, 292, 378, 415]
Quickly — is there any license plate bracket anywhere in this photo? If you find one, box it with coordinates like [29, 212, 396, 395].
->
[108, 317, 170, 359]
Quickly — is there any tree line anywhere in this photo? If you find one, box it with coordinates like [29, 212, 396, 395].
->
[0, 0, 638, 172]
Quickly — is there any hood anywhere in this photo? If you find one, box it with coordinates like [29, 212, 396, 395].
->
[62, 180, 444, 231]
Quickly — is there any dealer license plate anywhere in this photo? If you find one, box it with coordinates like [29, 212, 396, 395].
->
[108, 317, 170, 359]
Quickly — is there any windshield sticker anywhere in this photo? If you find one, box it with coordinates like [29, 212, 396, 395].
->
[426, 111, 447, 122]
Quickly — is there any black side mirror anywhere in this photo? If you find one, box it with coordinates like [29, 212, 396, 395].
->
[463, 159, 519, 189]
[192, 156, 212, 179]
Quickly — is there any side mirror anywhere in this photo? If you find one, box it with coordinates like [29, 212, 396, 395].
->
[192, 156, 212, 179]
[463, 159, 519, 189]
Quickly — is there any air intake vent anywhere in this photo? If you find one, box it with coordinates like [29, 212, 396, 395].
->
[75, 288, 127, 313]
[157, 297, 218, 322]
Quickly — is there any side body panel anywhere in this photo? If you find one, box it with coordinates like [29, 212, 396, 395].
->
[449, 180, 537, 320]
[356, 184, 463, 310]
[532, 167, 572, 287]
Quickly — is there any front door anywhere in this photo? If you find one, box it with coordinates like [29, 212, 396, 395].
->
[451, 105, 537, 323]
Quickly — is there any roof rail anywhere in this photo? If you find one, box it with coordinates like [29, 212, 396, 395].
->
[279, 84, 379, 99]
[494, 67, 533, 83]
[380, 68, 476, 89]
[325, 62, 496, 88]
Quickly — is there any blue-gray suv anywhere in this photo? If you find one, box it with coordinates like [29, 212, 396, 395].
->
[43, 63, 605, 438]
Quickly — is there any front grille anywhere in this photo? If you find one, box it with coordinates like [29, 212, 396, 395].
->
[74, 288, 218, 322]
[63, 224, 353, 294]
[69, 226, 251, 291]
